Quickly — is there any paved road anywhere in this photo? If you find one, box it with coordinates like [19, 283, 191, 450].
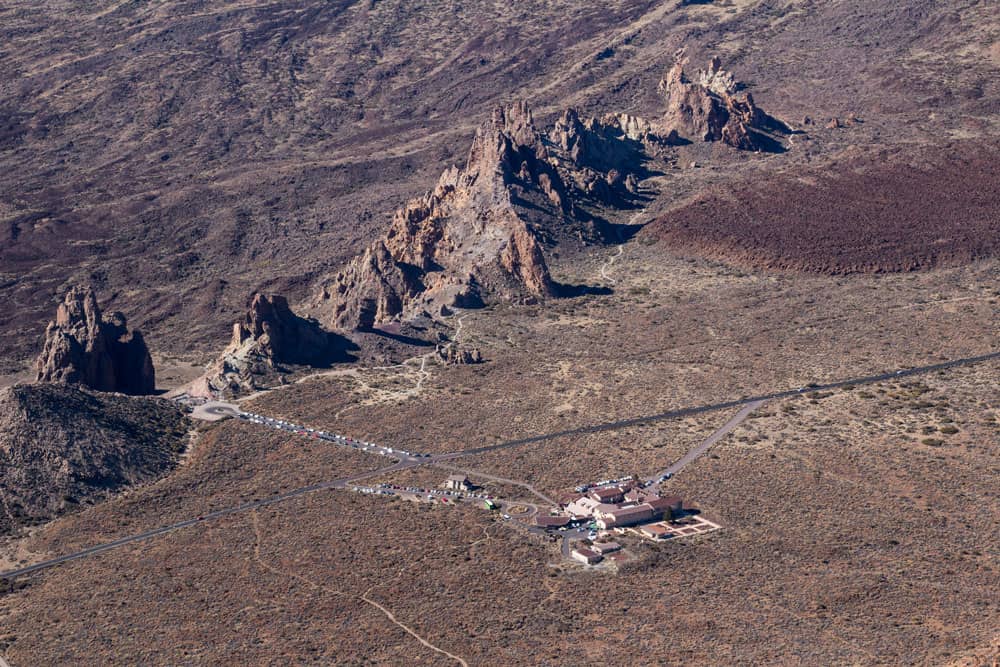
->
[190, 401, 241, 421]
[646, 399, 767, 484]
[0, 462, 416, 580]
[437, 351, 1000, 461]
[3, 350, 997, 580]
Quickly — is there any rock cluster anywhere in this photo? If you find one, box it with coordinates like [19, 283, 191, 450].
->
[435, 343, 483, 365]
[657, 52, 773, 151]
[548, 109, 655, 204]
[35, 286, 155, 395]
[318, 54, 785, 332]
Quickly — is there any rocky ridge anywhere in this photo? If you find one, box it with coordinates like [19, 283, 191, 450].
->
[317, 55, 783, 331]
[318, 102, 563, 330]
[35, 286, 155, 395]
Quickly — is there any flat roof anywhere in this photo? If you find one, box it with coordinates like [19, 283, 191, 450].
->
[536, 515, 570, 527]
[609, 505, 654, 519]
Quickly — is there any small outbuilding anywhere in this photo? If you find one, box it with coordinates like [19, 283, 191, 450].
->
[638, 523, 672, 540]
[571, 547, 603, 565]
[591, 541, 622, 555]
[444, 474, 471, 491]
[536, 515, 571, 529]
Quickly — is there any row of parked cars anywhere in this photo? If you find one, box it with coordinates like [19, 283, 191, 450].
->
[374, 483, 495, 502]
[239, 411, 425, 459]
[574, 475, 641, 494]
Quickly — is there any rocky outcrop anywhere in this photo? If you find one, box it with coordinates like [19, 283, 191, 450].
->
[435, 343, 482, 365]
[548, 109, 658, 204]
[231, 293, 337, 365]
[0, 383, 188, 535]
[188, 293, 354, 397]
[318, 102, 563, 330]
[318, 58, 786, 332]
[657, 52, 778, 151]
[35, 286, 155, 395]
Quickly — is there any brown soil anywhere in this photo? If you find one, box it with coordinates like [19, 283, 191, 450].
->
[645, 140, 1000, 274]
[2, 0, 998, 372]
[0, 246, 996, 664]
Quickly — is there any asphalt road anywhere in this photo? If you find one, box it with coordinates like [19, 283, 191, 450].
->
[2, 350, 997, 580]
[437, 351, 1000, 461]
[645, 399, 767, 484]
[0, 461, 416, 580]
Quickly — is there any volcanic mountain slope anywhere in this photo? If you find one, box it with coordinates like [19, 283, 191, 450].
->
[315, 53, 792, 331]
[35, 286, 155, 395]
[1, 0, 997, 370]
[644, 139, 1000, 274]
[0, 383, 189, 536]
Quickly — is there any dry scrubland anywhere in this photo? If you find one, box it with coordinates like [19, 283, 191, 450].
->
[250, 247, 998, 457]
[1, 248, 995, 664]
[1, 365, 996, 664]
[2, 0, 1000, 663]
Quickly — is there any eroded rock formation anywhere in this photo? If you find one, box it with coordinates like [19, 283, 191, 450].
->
[35, 286, 155, 395]
[435, 343, 483, 365]
[318, 56, 787, 332]
[658, 52, 780, 151]
[189, 293, 353, 397]
[318, 102, 565, 330]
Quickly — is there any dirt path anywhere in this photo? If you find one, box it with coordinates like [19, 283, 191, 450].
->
[599, 244, 624, 285]
[328, 313, 468, 419]
[250, 510, 469, 666]
[359, 594, 469, 667]
[433, 463, 556, 506]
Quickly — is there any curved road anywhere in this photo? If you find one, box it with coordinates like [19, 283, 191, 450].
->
[2, 350, 997, 580]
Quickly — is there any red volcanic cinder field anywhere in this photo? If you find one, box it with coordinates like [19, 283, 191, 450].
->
[647, 141, 1000, 274]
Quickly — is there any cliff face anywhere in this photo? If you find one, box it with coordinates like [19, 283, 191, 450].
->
[0, 383, 188, 535]
[35, 286, 155, 395]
